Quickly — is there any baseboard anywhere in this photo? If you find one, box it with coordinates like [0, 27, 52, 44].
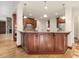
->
[74, 37, 77, 39]
[68, 46, 72, 49]
[16, 45, 22, 48]
[74, 37, 79, 40]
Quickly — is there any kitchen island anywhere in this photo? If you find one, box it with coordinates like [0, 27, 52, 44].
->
[21, 31, 70, 54]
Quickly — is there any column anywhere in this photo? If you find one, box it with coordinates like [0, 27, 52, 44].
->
[65, 5, 74, 47]
[16, 2, 24, 46]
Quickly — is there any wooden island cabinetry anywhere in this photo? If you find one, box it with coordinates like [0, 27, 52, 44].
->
[21, 31, 69, 54]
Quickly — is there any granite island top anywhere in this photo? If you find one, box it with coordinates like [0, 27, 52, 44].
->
[19, 30, 70, 34]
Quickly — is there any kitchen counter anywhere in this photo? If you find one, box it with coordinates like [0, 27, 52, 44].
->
[20, 31, 70, 33]
[20, 31, 70, 54]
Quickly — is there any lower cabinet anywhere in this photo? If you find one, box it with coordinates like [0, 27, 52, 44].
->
[28, 33, 38, 51]
[21, 32, 68, 54]
[54, 33, 67, 52]
[38, 34, 54, 52]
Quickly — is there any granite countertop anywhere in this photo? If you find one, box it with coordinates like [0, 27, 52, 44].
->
[19, 30, 70, 34]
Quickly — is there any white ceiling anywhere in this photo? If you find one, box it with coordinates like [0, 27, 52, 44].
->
[22, 1, 79, 20]
[0, 1, 79, 20]
[0, 1, 19, 17]
[23, 1, 65, 20]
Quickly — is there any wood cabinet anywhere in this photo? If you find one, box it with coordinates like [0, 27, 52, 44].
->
[21, 33, 39, 52]
[23, 18, 37, 30]
[56, 17, 65, 28]
[21, 32, 69, 54]
[39, 34, 54, 52]
[54, 33, 67, 52]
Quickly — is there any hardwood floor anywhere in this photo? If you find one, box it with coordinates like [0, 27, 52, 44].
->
[0, 34, 16, 57]
[15, 48, 72, 58]
[0, 34, 79, 58]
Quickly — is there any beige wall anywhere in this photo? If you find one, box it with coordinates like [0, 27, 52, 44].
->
[73, 7, 79, 39]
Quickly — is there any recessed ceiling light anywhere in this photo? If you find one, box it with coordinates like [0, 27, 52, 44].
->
[43, 14, 47, 18]
[24, 16, 27, 18]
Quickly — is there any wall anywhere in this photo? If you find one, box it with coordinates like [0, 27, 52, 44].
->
[50, 17, 57, 32]
[37, 19, 47, 32]
[74, 16, 78, 38]
[73, 7, 79, 39]
[36, 17, 57, 32]
[77, 17, 79, 39]
[0, 2, 18, 20]
[0, 2, 18, 37]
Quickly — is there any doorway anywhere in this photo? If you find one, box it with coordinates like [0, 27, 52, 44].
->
[0, 21, 6, 34]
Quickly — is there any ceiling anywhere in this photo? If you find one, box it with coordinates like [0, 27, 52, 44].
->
[0, 1, 19, 17]
[23, 1, 65, 20]
[0, 1, 79, 20]
[22, 1, 79, 20]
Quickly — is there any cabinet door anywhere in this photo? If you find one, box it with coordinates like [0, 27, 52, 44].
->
[46, 34, 54, 51]
[28, 33, 35, 51]
[21, 33, 28, 52]
[39, 33, 54, 52]
[54, 33, 65, 52]
[28, 33, 39, 52]
[39, 33, 47, 51]
[21, 33, 24, 48]
[33, 33, 39, 51]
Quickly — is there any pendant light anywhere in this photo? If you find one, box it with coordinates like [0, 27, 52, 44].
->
[24, 16, 27, 18]
[23, 3, 27, 19]
[61, 3, 66, 19]
[43, 14, 47, 18]
[43, 1, 48, 18]
[44, 1, 48, 10]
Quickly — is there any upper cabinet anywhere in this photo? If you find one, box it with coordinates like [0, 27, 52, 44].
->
[23, 18, 37, 31]
[57, 17, 65, 23]
[56, 17, 65, 31]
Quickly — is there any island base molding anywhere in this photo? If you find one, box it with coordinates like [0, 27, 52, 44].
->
[26, 51, 66, 54]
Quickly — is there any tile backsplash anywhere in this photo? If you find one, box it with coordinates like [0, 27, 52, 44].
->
[36, 18, 57, 32]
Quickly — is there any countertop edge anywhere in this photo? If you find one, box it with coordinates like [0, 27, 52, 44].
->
[19, 31, 70, 34]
